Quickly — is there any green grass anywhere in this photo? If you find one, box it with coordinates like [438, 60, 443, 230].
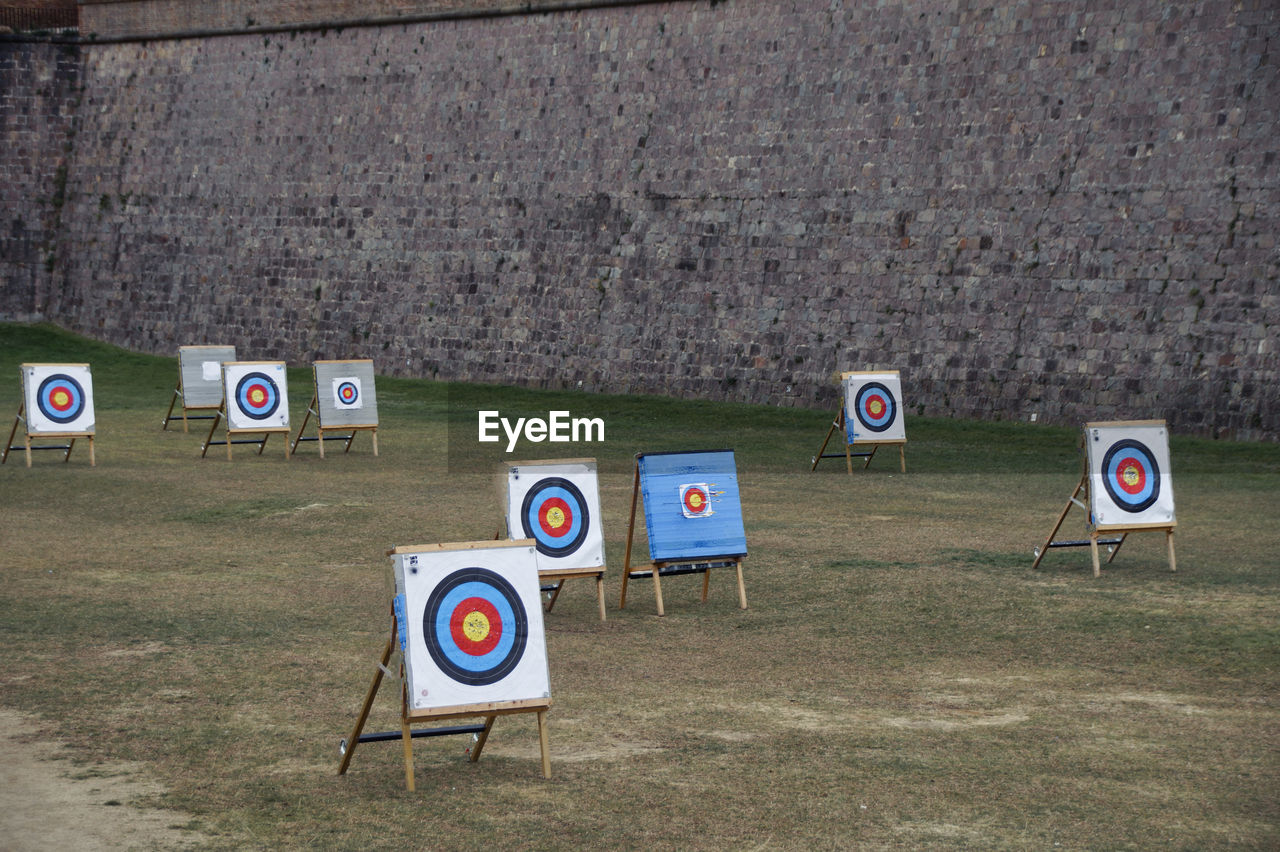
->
[1, 322, 1278, 850]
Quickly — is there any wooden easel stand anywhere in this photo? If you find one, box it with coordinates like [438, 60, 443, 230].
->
[161, 388, 219, 433]
[200, 407, 290, 460]
[289, 394, 378, 457]
[338, 619, 551, 790]
[810, 408, 905, 473]
[3, 404, 95, 467]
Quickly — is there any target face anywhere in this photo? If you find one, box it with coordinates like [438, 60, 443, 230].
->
[392, 542, 550, 712]
[1101, 440, 1160, 512]
[854, 382, 896, 432]
[235, 373, 281, 420]
[520, 477, 589, 558]
[843, 372, 906, 442]
[1086, 421, 1176, 528]
[332, 377, 362, 410]
[424, 567, 528, 686]
[505, 461, 606, 570]
[36, 374, 86, 424]
[680, 483, 714, 518]
[22, 364, 95, 434]
[223, 362, 289, 429]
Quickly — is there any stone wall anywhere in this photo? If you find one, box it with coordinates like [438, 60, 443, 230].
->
[4, 0, 1278, 438]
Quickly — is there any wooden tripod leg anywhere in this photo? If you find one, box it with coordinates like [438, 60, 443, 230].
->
[201, 410, 221, 458]
[2, 408, 20, 464]
[371, 428, 379, 456]
[619, 457, 641, 609]
[25, 432, 32, 467]
[652, 563, 666, 617]
[811, 414, 840, 472]
[899, 444, 906, 473]
[257, 432, 269, 456]
[862, 444, 878, 470]
[337, 636, 394, 776]
[400, 683, 415, 792]
[469, 715, 497, 763]
[1167, 530, 1177, 573]
[1032, 474, 1086, 569]
[64, 437, 74, 463]
[162, 388, 179, 430]
[290, 403, 312, 455]
[735, 558, 748, 609]
[701, 566, 711, 602]
[1106, 533, 1128, 564]
[545, 580, 566, 612]
[88, 435, 95, 467]
[595, 574, 606, 622]
[537, 710, 551, 779]
[1090, 530, 1102, 578]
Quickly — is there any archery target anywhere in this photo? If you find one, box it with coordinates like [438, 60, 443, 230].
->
[639, 450, 747, 562]
[505, 460, 605, 570]
[842, 371, 906, 443]
[392, 542, 550, 712]
[313, 360, 378, 428]
[680, 483, 714, 518]
[424, 567, 527, 686]
[1086, 421, 1176, 528]
[223, 362, 289, 430]
[22, 364, 95, 434]
[331, 377, 362, 410]
[178, 346, 237, 408]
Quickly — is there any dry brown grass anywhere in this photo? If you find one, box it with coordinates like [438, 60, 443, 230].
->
[1, 324, 1277, 850]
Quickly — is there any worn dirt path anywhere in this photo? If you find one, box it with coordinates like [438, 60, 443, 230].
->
[0, 710, 209, 851]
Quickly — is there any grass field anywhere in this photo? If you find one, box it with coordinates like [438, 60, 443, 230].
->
[1, 322, 1277, 850]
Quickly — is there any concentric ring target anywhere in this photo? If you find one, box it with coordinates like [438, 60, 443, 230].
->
[853, 382, 896, 433]
[423, 567, 528, 686]
[681, 484, 712, 517]
[520, 477, 589, 558]
[35, 374, 86, 424]
[234, 372, 281, 420]
[1100, 439, 1161, 513]
[335, 380, 359, 406]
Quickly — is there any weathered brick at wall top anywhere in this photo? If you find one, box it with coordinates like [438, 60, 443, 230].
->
[5, 0, 1279, 439]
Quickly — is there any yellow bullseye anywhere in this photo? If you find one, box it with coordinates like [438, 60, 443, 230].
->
[1122, 464, 1140, 487]
[462, 610, 490, 643]
[688, 492, 704, 508]
[545, 506, 565, 529]
[52, 390, 70, 408]
[869, 399, 883, 416]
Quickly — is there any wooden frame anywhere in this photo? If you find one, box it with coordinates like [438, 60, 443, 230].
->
[1033, 421, 1176, 577]
[618, 453, 747, 617]
[162, 345, 236, 432]
[502, 458, 607, 621]
[3, 363, 96, 468]
[200, 361, 291, 460]
[289, 360, 379, 458]
[811, 370, 906, 473]
[337, 614, 551, 791]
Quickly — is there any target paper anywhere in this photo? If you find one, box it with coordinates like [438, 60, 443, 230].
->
[313, 360, 378, 428]
[842, 371, 906, 443]
[391, 541, 550, 712]
[504, 459, 605, 570]
[223, 362, 290, 430]
[332, 377, 362, 410]
[178, 345, 236, 408]
[1086, 421, 1176, 528]
[22, 364, 95, 434]
[639, 450, 747, 562]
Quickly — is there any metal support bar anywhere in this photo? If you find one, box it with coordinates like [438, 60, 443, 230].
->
[340, 724, 488, 753]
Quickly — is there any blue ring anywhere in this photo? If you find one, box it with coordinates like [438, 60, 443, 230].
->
[36, 375, 86, 424]
[234, 371, 281, 420]
[853, 381, 896, 432]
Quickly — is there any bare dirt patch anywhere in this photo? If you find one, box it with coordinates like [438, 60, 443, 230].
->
[0, 710, 208, 851]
